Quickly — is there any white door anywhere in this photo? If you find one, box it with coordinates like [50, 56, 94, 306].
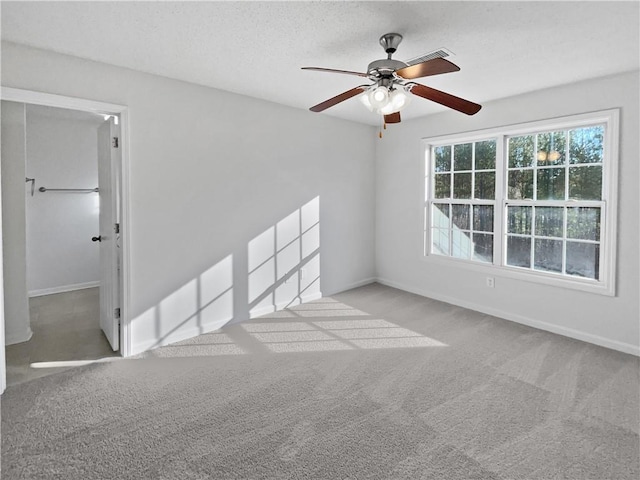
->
[97, 118, 120, 351]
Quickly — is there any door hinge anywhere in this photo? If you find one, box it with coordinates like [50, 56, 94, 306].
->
[114, 223, 120, 234]
[114, 307, 121, 319]
[112, 137, 119, 148]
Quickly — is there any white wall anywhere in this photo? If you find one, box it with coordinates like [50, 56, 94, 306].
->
[375, 71, 640, 355]
[25, 105, 101, 295]
[0, 158, 6, 391]
[0, 100, 32, 345]
[1, 41, 376, 354]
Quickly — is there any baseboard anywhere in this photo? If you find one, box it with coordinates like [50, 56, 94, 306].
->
[132, 292, 324, 355]
[326, 277, 377, 296]
[131, 317, 232, 356]
[5, 327, 33, 346]
[29, 281, 100, 297]
[250, 292, 323, 319]
[376, 277, 640, 357]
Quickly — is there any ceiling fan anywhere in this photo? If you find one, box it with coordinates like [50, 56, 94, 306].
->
[302, 33, 482, 128]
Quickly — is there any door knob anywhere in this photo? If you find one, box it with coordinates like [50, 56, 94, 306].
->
[92, 236, 102, 242]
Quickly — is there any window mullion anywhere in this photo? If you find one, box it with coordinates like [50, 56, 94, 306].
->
[599, 202, 606, 282]
[533, 134, 538, 202]
[494, 135, 506, 266]
[564, 131, 570, 201]
[562, 206, 568, 274]
[471, 144, 476, 202]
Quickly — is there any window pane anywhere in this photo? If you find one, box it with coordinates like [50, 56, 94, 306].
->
[569, 166, 602, 200]
[433, 203, 450, 228]
[475, 140, 496, 170]
[507, 206, 532, 235]
[431, 228, 450, 255]
[508, 169, 534, 199]
[567, 207, 601, 241]
[453, 173, 472, 198]
[473, 233, 493, 263]
[474, 172, 495, 199]
[454, 143, 472, 171]
[473, 205, 494, 232]
[534, 239, 563, 273]
[537, 131, 566, 166]
[537, 168, 565, 200]
[569, 126, 604, 164]
[452, 204, 470, 230]
[507, 236, 531, 268]
[452, 230, 472, 259]
[535, 207, 564, 238]
[508, 135, 534, 168]
[566, 241, 599, 280]
[434, 173, 451, 198]
[434, 146, 451, 172]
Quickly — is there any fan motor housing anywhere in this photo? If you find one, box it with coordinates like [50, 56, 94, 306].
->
[367, 59, 408, 79]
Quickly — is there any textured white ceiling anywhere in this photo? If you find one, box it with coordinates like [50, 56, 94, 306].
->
[2, 1, 638, 126]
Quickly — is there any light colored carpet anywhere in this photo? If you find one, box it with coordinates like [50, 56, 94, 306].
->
[5, 288, 118, 387]
[2, 283, 638, 479]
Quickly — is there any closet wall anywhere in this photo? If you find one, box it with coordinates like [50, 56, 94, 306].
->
[25, 105, 103, 296]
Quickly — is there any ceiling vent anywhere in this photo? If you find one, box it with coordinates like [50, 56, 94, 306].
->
[405, 48, 454, 66]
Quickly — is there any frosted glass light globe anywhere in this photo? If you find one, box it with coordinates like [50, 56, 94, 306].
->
[368, 86, 389, 109]
[379, 102, 396, 115]
[389, 88, 410, 112]
[360, 93, 374, 112]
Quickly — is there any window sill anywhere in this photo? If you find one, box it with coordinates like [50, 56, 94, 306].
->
[422, 253, 615, 297]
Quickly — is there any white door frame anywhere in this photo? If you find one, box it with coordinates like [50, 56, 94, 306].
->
[0, 87, 132, 370]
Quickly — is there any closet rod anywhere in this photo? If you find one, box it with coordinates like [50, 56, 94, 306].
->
[38, 187, 99, 193]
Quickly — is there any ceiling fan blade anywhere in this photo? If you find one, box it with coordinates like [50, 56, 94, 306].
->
[409, 83, 482, 115]
[310, 87, 366, 113]
[384, 112, 401, 124]
[302, 67, 368, 78]
[395, 58, 460, 79]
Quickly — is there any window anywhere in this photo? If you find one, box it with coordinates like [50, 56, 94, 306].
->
[431, 141, 496, 263]
[423, 110, 618, 295]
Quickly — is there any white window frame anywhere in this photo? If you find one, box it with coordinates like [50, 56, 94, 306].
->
[422, 109, 619, 296]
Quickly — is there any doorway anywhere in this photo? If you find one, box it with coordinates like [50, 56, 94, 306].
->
[0, 88, 131, 393]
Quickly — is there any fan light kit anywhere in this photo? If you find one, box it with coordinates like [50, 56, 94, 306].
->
[302, 33, 482, 137]
[360, 85, 411, 115]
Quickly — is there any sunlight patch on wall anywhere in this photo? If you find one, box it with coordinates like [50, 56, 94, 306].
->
[198, 255, 234, 328]
[156, 254, 233, 337]
[130, 254, 234, 353]
[248, 196, 321, 318]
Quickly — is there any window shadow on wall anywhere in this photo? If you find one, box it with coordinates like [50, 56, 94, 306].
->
[130, 197, 321, 354]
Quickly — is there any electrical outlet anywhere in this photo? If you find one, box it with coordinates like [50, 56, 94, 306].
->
[486, 277, 495, 288]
